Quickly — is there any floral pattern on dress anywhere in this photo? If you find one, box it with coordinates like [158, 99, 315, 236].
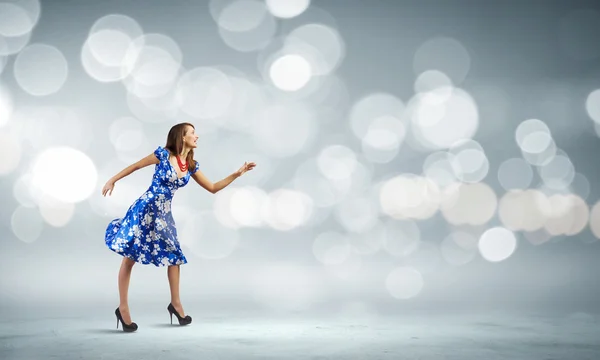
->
[105, 146, 199, 267]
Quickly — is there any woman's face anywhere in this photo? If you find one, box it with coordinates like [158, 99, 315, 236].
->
[183, 125, 198, 149]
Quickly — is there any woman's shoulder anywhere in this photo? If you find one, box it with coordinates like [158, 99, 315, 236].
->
[154, 145, 171, 160]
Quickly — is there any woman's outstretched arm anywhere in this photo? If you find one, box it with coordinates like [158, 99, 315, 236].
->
[102, 153, 160, 196]
[191, 161, 256, 194]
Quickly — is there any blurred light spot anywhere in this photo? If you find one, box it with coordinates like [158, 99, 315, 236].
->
[524, 229, 552, 246]
[109, 117, 145, 152]
[38, 194, 75, 227]
[414, 70, 453, 96]
[176, 67, 234, 119]
[81, 14, 143, 83]
[539, 154, 574, 190]
[423, 151, 457, 187]
[383, 219, 421, 258]
[285, 23, 345, 76]
[229, 186, 267, 227]
[361, 115, 406, 164]
[122, 33, 182, 99]
[292, 158, 351, 208]
[589, 201, 600, 239]
[350, 92, 405, 141]
[269, 54, 312, 91]
[312, 231, 351, 265]
[440, 231, 477, 266]
[30, 147, 98, 203]
[570, 172, 591, 200]
[413, 37, 471, 84]
[11, 106, 93, 151]
[317, 144, 356, 181]
[253, 102, 316, 158]
[0, 130, 21, 176]
[218, 0, 266, 32]
[585, 89, 600, 124]
[13, 173, 36, 207]
[0, 2, 38, 37]
[362, 115, 406, 151]
[334, 195, 378, 233]
[441, 182, 497, 226]
[214, 0, 277, 53]
[478, 227, 517, 263]
[347, 221, 385, 255]
[448, 139, 489, 183]
[497, 157, 533, 191]
[266, 0, 310, 18]
[0, 84, 13, 128]
[380, 174, 440, 220]
[543, 194, 588, 236]
[498, 189, 548, 232]
[0, 54, 6, 75]
[385, 266, 424, 300]
[521, 138, 557, 167]
[0, 29, 32, 56]
[326, 250, 362, 280]
[515, 118, 553, 154]
[262, 188, 313, 230]
[180, 211, 240, 259]
[405, 241, 442, 274]
[14, 43, 68, 96]
[408, 88, 479, 150]
[558, 9, 600, 61]
[11, 205, 44, 243]
[250, 263, 323, 312]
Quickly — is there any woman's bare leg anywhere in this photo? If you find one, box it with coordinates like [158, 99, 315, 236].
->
[167, 265, 185, 316]
[118, 257, 136, 324]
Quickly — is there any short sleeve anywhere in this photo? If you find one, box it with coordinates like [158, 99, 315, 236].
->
[190, 160, 200, 175]
[154, 146, 168, 162]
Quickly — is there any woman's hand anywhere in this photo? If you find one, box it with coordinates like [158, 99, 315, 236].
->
[102, 181, 115, 196]
[236, 161, 256, 177]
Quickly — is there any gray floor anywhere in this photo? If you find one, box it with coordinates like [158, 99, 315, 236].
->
[1, 305, 599, 360]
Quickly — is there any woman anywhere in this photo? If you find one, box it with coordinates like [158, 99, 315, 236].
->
[102, 122, 256, 332]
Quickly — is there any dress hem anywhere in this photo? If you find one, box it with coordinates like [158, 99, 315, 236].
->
[106, 243, 188, 267]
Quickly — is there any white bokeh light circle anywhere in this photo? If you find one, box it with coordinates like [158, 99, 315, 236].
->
[266, 0, 310, 18]
[413, 37, 471, 84]
[586, 89, 600, 124]
[180, 212, 240, 259]
[478, 226, 517, 263]
[14, 43, 69, 96]
[285, 23, 345, 76]
[317, 144, 357, 181]
[0, 130, 22, 176]
[349, 92, 405, 141]
[30, 147, 98, 203]
[497, 157, 533, 191]
[312, 231, 351, 265]
[176, 66, 234, 120]
[11, 205, 44, 243]
[385, 266, 424, 300]
[38, 194, 76, 227]
[269, 54, 312, 91]
[408, 87, 479, 150]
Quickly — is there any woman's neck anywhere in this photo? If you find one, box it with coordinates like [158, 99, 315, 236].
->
[179, 147, 190, 158]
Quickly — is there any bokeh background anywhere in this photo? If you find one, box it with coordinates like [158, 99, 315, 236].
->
[2, 0, 600, 318]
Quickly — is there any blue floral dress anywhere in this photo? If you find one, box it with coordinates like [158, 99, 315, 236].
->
[105, 146, 198, 267]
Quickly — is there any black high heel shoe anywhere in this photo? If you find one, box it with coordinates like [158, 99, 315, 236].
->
[115, 307, 138, 332]
[167, 303, 192, 326]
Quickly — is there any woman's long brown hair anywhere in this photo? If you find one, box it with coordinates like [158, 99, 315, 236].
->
[164, 122, 197, 173]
